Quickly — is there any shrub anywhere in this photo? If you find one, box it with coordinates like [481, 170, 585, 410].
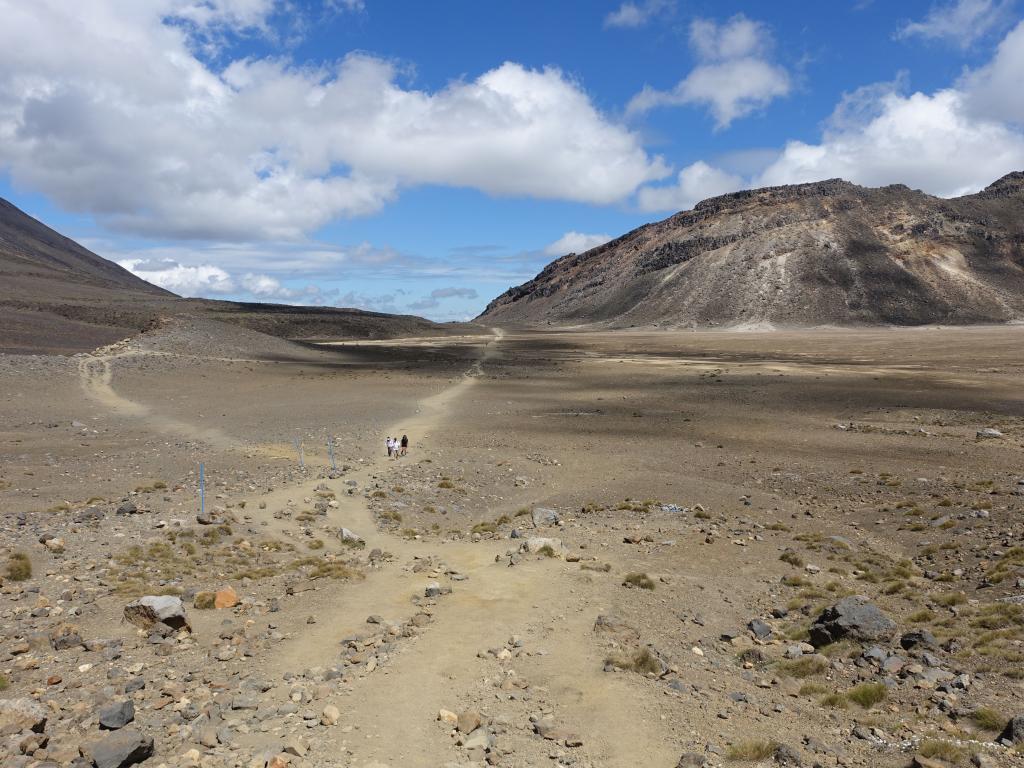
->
[471, 521, 497, 535]
[307, 539, 324, 550]
[623, 572, 655, 590]
[437, 480, 455, 489]
[5, 552, 31, 581]
[537, 544, 557, 558]
[194, 592, 216, 609]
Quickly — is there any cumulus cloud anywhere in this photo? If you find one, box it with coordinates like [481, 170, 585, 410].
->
[627, 15, 790, 129]
[604, 0, 672, 29]
[756, 86, 1024, 196]
[118, 259, 236, 295]
[636, 161, 744, 212]
[960, 19, 1024, 123]
[543, 231, 612, 256]
[0, 2, 666, 241]
[635, 20, 1024, 210]
[898, 0, 1012, 47]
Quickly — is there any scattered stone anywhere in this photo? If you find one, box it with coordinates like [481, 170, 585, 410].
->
[0, 697, 48, 733]
[809, 596, 895, 646]
[531, 507, 560, 527]
[123, 595, 190, 632]
[98, 700, 135, 730]
[83, 728, 154, 768]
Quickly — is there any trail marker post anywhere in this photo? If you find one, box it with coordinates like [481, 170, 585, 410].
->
[294, 438, 304, 470]
[328, 437, 336, 471]
[199, 462, 205, 517]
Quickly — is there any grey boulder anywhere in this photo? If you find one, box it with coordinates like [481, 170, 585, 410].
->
[809, 596, 895, 647]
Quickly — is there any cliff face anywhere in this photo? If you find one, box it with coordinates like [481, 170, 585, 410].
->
[480, 174, 1024, 327]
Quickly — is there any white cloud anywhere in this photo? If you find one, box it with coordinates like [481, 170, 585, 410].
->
[898, 0, 1011, 47]
[756, 86, 1024, 196]
[636, 161, 743, 212]
[429, 287, 478, 299]
[0, 2, 666, 241]
[627, 15, 790, 129]
[543, 231, 612, 256]
[961, 19, 1024, 123]
[118, 259, 236, 295]
[604, 0, 672, 29]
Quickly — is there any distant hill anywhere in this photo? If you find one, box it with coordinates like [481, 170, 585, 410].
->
[0, 197, 174, 297]
[0, 197, 458, 354]
[480, 173, 1024, 328]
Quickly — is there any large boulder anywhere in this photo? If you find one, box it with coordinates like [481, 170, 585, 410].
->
[520, 537, 564, 556]
[123, 595, 190, 632]
[0, 697, 48, 733]
[1000, 715, 1024, 745]
[531, 507, 560, 528]
[83, 728, 154, 768]
[809, 596, 896, 647]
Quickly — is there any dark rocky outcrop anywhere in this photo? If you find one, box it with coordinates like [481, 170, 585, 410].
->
[480, 174, 1024, 328]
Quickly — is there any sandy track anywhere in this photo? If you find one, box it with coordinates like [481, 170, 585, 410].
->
[235, 326, 677, 767]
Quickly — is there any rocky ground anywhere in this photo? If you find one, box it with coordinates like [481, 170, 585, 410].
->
[2, 322, 1024, 768]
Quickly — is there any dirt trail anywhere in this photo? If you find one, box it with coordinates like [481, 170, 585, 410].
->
[77, 349, 291, 457]
[80, 326, 679, 766]
[254, 327, 678, 767]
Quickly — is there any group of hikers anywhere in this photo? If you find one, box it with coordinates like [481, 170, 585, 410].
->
[386, 434, 409, 458]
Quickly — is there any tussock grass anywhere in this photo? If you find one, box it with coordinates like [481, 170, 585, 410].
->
[725, 740, 778, 761]
[6, 551, 32, 581]
[846, 682, 887, 708]
[606, 646, 662, 675]
[623, 572, 655, 590]
[778, 655, 828, 678]
[917, 739, 967, 763]
[969, 707, 1006, 732]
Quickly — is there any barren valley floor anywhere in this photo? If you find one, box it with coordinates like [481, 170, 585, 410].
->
[2, 323, 1024, 768]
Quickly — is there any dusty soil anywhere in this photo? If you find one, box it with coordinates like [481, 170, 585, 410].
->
[2, 321, 1023, 768]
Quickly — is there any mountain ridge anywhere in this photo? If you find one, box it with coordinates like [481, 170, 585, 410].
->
[480, 173, 1024, 328]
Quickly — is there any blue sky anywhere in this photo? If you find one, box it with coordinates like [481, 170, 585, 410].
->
[1, 0, 1023, 320]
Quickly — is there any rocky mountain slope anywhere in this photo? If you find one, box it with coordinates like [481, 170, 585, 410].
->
[480, 173, 1024, 328]
[0, 197, 458, 354]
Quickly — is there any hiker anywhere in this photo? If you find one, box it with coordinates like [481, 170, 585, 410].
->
[400, 434, 409, 456]
[385, 436, 393, 457]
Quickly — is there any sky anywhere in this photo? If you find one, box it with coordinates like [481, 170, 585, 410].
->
[1, 1, 1023, 321]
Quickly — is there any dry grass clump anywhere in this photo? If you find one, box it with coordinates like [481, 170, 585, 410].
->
[778, 655, 828, 678]
[471, 521, 497, 535]
[606, 646, 662, 675]
[623, 572, 655, 590]
[379, 510, 402, 524]
[580, 562, 612, 573]
[725, 739, 778, 761]
[779, 550, 804, 568]
[5, 552, 31, 581]
[846, 682, 887, 708]
[537, 544, 558, 558]
[193, 591, 216, 609]
[917, 739, 967, 763]
[0, 673, 8, 690]
[307, 539, 325, 550]
[437, 479, 455, 489]
[969, 707, 1006, 732]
